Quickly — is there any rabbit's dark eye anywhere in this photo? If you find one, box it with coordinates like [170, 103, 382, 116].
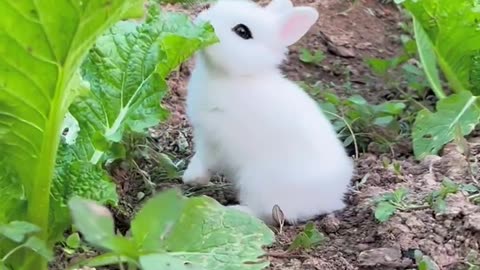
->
[232, 24, 253, 40]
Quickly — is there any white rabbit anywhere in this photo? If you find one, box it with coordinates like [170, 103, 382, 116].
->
[183, 0, 354, 223]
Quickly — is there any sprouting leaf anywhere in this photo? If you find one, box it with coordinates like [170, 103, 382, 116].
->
[299, 48, 326, 64]
[70, 9, 218, 164]
[412, 91, 480, 159]
[441, 178, 459, 194]
[462, 184, 479, 194]
[347, 95, 368, 106]
[23, 237, 54, 261]
[427, 178, 460, 214]
[366, 58, 393, 77]
[374, 201, 397, 222]
[66, 233, 81, 250]
[0, 221, 40, 243]
[415, 250, 440, 270]
[374, 102, 406, 115]
[393, 188, 409, 202]
[157, 153, 181, 178]
[374, 116, 394, 127]
[288, 222, 325, 251]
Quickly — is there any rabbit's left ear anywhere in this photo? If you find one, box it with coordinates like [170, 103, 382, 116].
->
[277, 7, 318, 46]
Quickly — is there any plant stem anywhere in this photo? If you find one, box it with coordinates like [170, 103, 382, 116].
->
[1, 244, 25, 262]
[469, 193, 480, 200]
[25, 69, 69, 270]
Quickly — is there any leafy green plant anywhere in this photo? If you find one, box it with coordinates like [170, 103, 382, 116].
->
[0, 0, 144, 268]
[463, 184, 480, 205]
[395, 0, 480, 159]
[414, 250, 440, 270]
[0, 1, 221, 268]
[287, 222, 325, 252]
[426, 178, 459, 214]
[366, 35, 430, 98]
[68, 189, 274, 270]
[0, 221, 52, 268]
[315, 90, 407, 154]
[466, 250, 480, 270]
[374, 188, 422, 222]
[299, 48, 326, 65]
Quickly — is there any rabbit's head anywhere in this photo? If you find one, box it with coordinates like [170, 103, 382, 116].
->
[196, 0, 319, 76]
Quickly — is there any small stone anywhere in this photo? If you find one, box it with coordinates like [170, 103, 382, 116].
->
[434, 226, 448, 237]
[405, 215, 425, 230]
[440, 194, 478, 217]
[320, 213, 341, 233]
[358, 247, 402, 267]
[137, 191, 146, 201]
[327, 43, 355, 58]
[466, 213, 480, 231]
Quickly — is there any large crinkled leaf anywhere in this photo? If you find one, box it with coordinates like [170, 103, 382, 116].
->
[0, 0, 144, 267]
[413, 91, 480, 159]
[400, 0, 480, 94]
[0, 158, 26, 225]
[70, 189, 274, 270]
[48, 140, 118, 241]
[53, 141, 118, 207]
[69, 8, 217, 164]
[162, 196, 274, 270]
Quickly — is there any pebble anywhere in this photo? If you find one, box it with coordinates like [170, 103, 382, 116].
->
[358, 247, 402, 267]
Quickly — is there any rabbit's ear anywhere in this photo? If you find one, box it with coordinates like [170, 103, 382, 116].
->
[278, 7, 318, 46]
[265, 0, 293, 13]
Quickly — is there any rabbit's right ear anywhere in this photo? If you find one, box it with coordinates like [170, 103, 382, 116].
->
[277, 7, 319, 46]
[265, 0, 293, 13]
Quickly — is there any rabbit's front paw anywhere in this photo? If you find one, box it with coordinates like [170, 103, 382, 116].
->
[182, 157, 211, 185]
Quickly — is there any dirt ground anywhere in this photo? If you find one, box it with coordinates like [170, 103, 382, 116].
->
[56, 0, 480, 269]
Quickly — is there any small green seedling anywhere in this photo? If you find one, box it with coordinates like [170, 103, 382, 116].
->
[299, 48, 326, 65]
[317, 90, 407, 153]
[374, 188, 424, 222]
[61, 232, 89, 255]
[287, 222, 325, 252]
[426, 178, 459, 214]
[462, 184, 480, 205]
[382, 157, 403, 176]
[465, 249, 480, 270]
[67, 189, 274, 270]
[414, 250, 440, 270]
[0, 221, 52, 267]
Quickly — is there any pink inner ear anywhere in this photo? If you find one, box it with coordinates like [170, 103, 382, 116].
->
[279, 11, 317, 46]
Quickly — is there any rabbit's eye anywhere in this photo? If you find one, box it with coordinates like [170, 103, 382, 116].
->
[232, 24, 253, 40]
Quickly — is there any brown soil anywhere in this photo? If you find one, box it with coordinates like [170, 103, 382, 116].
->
[55, 0, 480, 269]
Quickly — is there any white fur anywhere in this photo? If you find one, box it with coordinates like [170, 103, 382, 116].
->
[183, 0, 353, 223]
